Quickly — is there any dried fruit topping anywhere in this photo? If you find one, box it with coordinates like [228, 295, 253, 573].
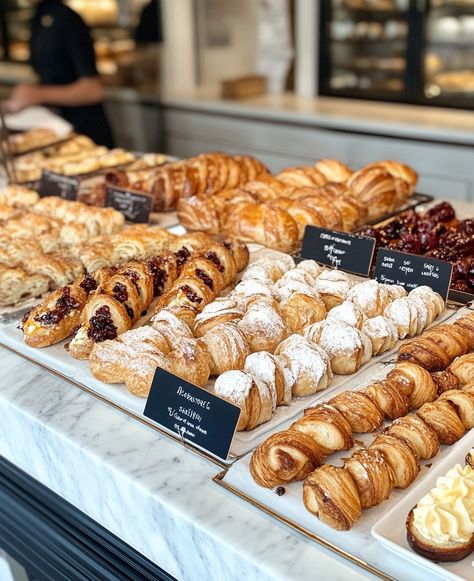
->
[205, 251, 224, 272]
[147, 257, 168, 296]
[87, 305, 117, 342]
[34, 287, 81, 326]
[180, 284, 203, 304]
[195, 268, 213, 290]
[175, 246, 191, 268]
[112, 282, 128, 304]
[79, 274, 97, 294]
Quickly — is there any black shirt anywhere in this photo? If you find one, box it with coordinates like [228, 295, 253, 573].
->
[30, 0, 113, 147]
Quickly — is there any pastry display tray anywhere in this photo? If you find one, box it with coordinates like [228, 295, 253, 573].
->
[373, 438, 474, 581]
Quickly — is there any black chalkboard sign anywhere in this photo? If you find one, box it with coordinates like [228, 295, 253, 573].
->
[301, 226, 376, 276]
[105, 186, 152, 223]
[144, 368, 241, 460]
[374, 248, 453, 300]
[38, 170, 80, 200]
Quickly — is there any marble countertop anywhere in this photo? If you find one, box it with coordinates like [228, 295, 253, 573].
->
[0, 348, 378, 581]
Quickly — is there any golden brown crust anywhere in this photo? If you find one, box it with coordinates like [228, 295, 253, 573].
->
[438, 389, 474, 429]
[198, 322, 250, 376]
[329, 390, 384, 433]
[387, 362, 438, 408]
[387, 415, 440, 460]
[369, 433, 420, 489]
[364, 380, 410, 420]
[303, 465, 362, 531]
[345, 448, 395, 509]
[416, 400, 465, 444]
[449, 353, 474, 387]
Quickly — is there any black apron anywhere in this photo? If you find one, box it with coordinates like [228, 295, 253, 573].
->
[30, 0, 113, 147]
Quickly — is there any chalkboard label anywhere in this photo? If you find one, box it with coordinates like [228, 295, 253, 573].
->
[105, 186, 152, 223]
[144, 368, 241, 460]
[374, 248, 453, 300]
[301, 226, 376, 276]
[38, 170, 79, 200]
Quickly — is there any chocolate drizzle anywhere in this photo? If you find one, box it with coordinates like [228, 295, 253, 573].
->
[34, 287, 81, 326]
[87, 305, 117, 342]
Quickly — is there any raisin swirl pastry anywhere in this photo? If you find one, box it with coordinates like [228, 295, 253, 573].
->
[22, 285, 88, 348]
[99, 274, 142, 324]
[249, 430, 324, 488]
[303, 465, 362, 531]
[146, 252, 179, 298]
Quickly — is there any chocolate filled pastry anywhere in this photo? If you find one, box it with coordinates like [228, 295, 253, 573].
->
[386, 362, 437, 409]
[303, 465, 362, 531]
[214, 370, 274, 430]
[290, 404, 354, 455]
[329, 390, 384, 433]
[417, 400, 465, 445]
[22, 285, 88, 347]
[438, 390, 474, 429]
[364, 380, 410, 420]
[244, 351, 293, 406]
[198, 322, 250, 376]
[250, 430, 324, 488]
[69, 294, 131, 360]
[369, 433, 420, 489]
[344, 448, 395, 509]
[406, 464, 474, 562]
[387, 415, 440, 460]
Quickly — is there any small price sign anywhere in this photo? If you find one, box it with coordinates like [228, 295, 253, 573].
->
[105, 186, 152, 223]
[38, 170, 80, 200]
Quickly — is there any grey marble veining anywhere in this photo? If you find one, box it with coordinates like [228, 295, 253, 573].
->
[0, 348, 375, 581]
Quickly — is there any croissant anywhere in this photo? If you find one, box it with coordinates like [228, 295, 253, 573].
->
[241, 177, 288, 201]
[222, 203, 299, 253]
[398, 333, 454, 372]
[314, 159, 353, 183]
[364, 380, 410, 420]
[176, 195, 221, 234]
[326, 300, 364, 329]
[361, 316, 398, 356]
[314, 270, 354, 310]
[151, 309, 194, 345]
[386, 362, 437, 408]
[290, 404, 354, 455]
[303, 465, 362, 531]
[438, 390, 474, 429]
[329, 390, 384, 433]
[363, 160, 418, 195]
[244, 351, 293, 406]
[348, 167, 398, 221]
[22, 284, 88, 347]
[126, 351, 173, 397]
[347, 280, 391, 319]
[238, 297, 287, 353]
[344, 448, 395, 509]
[220, 238, 250, 272]
[387, 415, 440, 460]
[250, 430, 324, 488]
[276, 166, 327, 189]
[198, 322, 250, 376]
[167, 338, 210, 388]
[214, 370, 273, 430]
[287, 202, 326, 239]
[275, 334, 332, 396]
[193, 297, 244, 337]
[331, 194, 366, 231]
[417, 400, 465, 444]
[449, 353, 474, 387]
[179, 255, 225, 295]
[292, 191, 344, 231]
[430, 369, 460, 395]
[453, 312, 474, 349]
[369, 434, 420, 489]
[279, 291, 327, 334]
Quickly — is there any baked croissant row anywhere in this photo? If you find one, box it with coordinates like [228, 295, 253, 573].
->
[177, 159, 417, 251]
[303, 386, 474, 531]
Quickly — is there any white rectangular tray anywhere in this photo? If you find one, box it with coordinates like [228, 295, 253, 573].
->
[372, 436, 474, 581]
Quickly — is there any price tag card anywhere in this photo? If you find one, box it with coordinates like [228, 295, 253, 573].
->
[374, 248, 453, 301]
[301, 226, 376, 276]
[38, 170, 80, 200]
[144, 368, 241, 461]
[105, 186, 152, 223]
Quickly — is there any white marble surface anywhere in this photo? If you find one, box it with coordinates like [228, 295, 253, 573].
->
[0, 348, 377, 581]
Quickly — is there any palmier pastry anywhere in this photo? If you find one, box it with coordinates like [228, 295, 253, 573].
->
[387, 362, 437, 408]
[345, 448, 395, 509]
[326, 300, 364, 329]
[303, 465, 362, 531]
[22, 285, 88, 347]
[417, 400, 465, 444]
[450, 353, 474, 387]
[314, 159, 353, 183]
[387, 415, 440, 460]
[275, 334, 332, 396]
[238, 297, 287, 353]
[362, 316, 398, 356]
[314, 270, 353, 310]
[369, 434, 420, 489]
[304, 320, 372, 375]
[167, 338, 210, 388]
[193, 297, 244, 337]
[250, 430, 324, 488]
[279, 291, 327, 334]
[244, 351, 293, 406]
[406, 464, 474, 562]
[438, 390, 474, 429]
[291, 404, 353, 455]
[329, 390, 384, 433]
[214, 370, 273, 430]
[69, 294, 131, 359]
[364, 380, 410, 420]
[199, 322, 250, 376]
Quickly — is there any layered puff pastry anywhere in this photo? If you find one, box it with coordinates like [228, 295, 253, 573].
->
[177, 157, 417, 251]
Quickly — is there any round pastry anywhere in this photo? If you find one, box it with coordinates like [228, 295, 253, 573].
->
[275, 334, 333, 396]
[387, 415, 440, 460]
[347, 280, 390, 319]
[303, 465, 362, 531]
[199, 322, 250, 376]
[362, 315, 398, 356]
[304, 320, 372, 375]
[345, 448, 395, 509]
[295, 259, 323, 280]
[314, 270, 353, 310]
[244, 351, 293, 406]
[369, 433, 420, 489]
[250, 430, 324, 488]
[326, 300, 365, 329]
[237, 297, 287, 353]
[329, 390, 384, 433]
[279, 291, 327, 334]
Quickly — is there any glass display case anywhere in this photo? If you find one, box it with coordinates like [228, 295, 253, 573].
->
[318, 0, 474, 109]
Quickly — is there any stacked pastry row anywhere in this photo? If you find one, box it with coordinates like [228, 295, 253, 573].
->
[407, 449, 474, 562]
[9, 127, 60, 155]
[250, 314, 474, 488]
[177, 159, 418, 252]
[303, 356, 474, 532]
